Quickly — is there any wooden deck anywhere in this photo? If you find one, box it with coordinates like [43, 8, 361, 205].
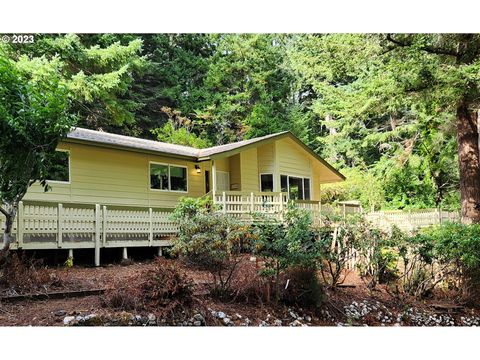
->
[1, 192, 459, 265]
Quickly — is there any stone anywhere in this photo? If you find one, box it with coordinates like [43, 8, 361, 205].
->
[193, 314, 205, 323]
[304, 316, 312, 322]
[274, 319, 283, 326]
[223, 317, 231, 325]
[193, 321, 202, 326]
[54, 310, 67, 317]
[148, 313, 156, 321]
[235, 313, 242, 319]
[216, 311, 226, 319]
[63, 316, 76, 325]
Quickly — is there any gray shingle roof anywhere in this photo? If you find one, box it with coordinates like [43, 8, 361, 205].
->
[197, 132, 288, 158]
[67, 128, 200, 158]
[67, 128, 287, 159]
[66, 127, 344, 180]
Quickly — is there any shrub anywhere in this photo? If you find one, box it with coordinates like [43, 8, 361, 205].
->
[410, 223, 480, 302]
[252, 203, 319, 302]
[103, 258, 195, 316]
[171, 197, 253, 298]
[281, 266, 324, 309]
[0, 252, 60, 292]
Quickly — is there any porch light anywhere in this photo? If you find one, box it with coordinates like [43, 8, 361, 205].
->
[195, 164, 201, 174]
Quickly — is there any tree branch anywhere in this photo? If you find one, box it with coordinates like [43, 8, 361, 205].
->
[386, 34, 458, 57]
[0, 206, 8, 217]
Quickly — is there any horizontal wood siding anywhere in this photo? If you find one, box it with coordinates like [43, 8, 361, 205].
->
[240, 148, 259, 192]
[276, 138, 311, 178]
[24, 141, 205, 208]
[229, 154, 241, 190]
[257, 143, 274, 174]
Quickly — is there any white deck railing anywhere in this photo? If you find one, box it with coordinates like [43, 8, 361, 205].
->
[0, 202, 177, 254]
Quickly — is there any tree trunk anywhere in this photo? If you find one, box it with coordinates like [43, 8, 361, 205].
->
[456, 101, 480, 224]
[1, 202, 17, 251]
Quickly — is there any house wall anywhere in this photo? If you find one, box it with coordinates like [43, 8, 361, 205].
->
[229, 154, 241, 191]
[276, 138, 312, 178]
[240, 147, 259, 192]
[257, 143, 274, 175]
[24, 141, 205, 209]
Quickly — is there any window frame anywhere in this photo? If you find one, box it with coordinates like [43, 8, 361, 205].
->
[279, 173, 312, 200]
[259, 173, 274, 193]
[46, 149, 71, 185]
[149, 161, 188, 193]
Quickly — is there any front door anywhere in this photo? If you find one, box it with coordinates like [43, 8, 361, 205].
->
[205, 170, 210, 193]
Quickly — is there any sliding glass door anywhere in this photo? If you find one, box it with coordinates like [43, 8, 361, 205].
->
[280, 175, 311, 200]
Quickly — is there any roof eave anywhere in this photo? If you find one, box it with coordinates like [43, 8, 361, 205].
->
[63, 137, 199, 161]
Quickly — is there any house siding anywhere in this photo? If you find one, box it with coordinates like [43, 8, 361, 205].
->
[24, 141, 204, 209]
[276, 138, 312, 178]
[240, 148, 259, 192]
[257, 143, 275, 175]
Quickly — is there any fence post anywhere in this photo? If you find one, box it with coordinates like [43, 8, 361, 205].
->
[94, 204, 101, 267]
[149, 207, 153, 246]
[57, 203, 63, 248]
[222, 191, 227, 214]
[250, 192, 254, 213]
[17, 201, 24, 248]
[102, 205, 107, 246]
[438, 207, 442, 225]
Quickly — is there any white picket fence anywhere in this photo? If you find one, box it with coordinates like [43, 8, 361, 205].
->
[365, 209, 460, 232]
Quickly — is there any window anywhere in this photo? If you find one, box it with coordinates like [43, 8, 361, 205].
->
[280, 174, 311, 200]
[303, 178, 311, 200]
[150, 163, 188, 192]
[170, 166, 187, 191]
[46, 150, 70, 183]
[150, 164, 169, 190]
[260, 174, 274, 192]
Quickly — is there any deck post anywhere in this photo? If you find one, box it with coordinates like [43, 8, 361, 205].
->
[68, 249, 73, 259]
[17, 201, 24, 248]
[57, 203, 63, 248]
[94, 204, 101, 267]
[158, 247, 163, 257]
[102, 205, 107, 246]
[222, 191, 227, 214]
[122, 247, 128, 260]
[149, 208, 153, 246]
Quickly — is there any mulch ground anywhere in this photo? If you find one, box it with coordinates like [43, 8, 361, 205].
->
[0, 257, 478, 326]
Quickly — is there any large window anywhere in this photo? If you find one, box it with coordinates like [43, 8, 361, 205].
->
[260, 174, 274, 192]
[150, 163, 188, 192]
[46, 150, 70, 183]
[280, 174, 311, 200]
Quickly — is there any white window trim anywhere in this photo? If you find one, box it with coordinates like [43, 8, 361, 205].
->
[259, 173, 274, 192]
[46, 149, 71, 185]
[280, 173, 312, 200]
[149, 161, 189, 193]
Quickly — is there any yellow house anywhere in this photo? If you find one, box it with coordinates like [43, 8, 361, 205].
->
[24, 127, 344, 207]
[4, 128, 344, 262]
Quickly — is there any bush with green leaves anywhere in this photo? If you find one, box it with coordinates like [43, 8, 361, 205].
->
[410, 223, 480, 301]
[252, 203, 321, 302]
[171, 196, 252, 297]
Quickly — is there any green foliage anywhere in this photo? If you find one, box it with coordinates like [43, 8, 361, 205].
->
[171, 197, 252, 297]
[413, 223, 480, 270]
[252, 203, 319, 300]
[0, 51, 76, 207]
[2, 34, 466, 211]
